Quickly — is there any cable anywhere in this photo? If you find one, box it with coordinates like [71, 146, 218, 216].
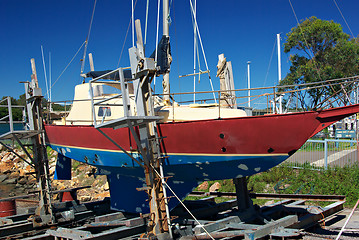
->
[150, 166, 215, 240]
[80, 0, 97, 74]
[144, 0, 150, 45]
[172, 0, 182, 103]
[288, 0, 322, 81]
[263, 38, 276, 88]
[50, 41, 86, 91]
[288, 0, 314, 59]
[333, 0, 355, 39]
[116, 0, 138, 68]
[188, 0, 217, 103]
[41, 45, 49, 100]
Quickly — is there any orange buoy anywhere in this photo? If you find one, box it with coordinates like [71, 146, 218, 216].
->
[0, 200, 16, 217]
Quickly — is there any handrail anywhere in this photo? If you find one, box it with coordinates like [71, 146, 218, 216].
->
[50, 76, 359, 105]
[50, 75, 359, 124]
[0, 97, 26, 132]
[155, 76, 359, 97]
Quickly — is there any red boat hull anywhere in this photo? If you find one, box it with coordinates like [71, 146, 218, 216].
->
[45, 104, 359, 213]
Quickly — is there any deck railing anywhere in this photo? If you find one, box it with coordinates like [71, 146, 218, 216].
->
[46, 75, 359, 123]
[0, 97, 26, 132]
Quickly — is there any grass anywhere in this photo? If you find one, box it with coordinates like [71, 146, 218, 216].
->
[299, 140, 356, 152]
[189, 163, 359, 208]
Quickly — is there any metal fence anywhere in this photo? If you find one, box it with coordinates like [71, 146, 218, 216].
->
[286, 139, 359, 170]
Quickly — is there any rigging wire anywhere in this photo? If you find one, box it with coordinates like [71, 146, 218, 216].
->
[144, 0, 150, 45]
[288, 0, 322, 81]
[49, 52, 52, 107]
[150, 166, 215, 240]
[172, 0, 183, 103]
[188, 0, 217, 103]
[191, 0, 197, 103]
[40, 45, 49, 101]
[116, 0, 138, 68]
[255, 37, 277, 108]
[287, 0, 314, 59]
[80, 0, 97, 74]
[263, 38, 277, 88]
[50, 41, 86, 91]
[332, 0, 355, 39]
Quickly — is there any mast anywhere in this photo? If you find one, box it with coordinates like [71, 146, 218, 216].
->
[247, 61, 251, 108]
[162, 0, 170, 103]
[277, 33, 281, 83]
[277, 33, 283, 113]
[193, 0, 197, 103]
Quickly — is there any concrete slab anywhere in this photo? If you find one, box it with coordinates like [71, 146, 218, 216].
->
[303, 208, 359, 240]
[326, 209, 359, 230]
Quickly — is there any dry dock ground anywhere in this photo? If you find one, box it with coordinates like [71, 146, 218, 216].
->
[303, 208, 359, 240]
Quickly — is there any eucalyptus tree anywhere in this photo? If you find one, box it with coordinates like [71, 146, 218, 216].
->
[281, 16, 359, 109]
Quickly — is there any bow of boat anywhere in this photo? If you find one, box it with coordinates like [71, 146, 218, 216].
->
[310, 103, 359, 137]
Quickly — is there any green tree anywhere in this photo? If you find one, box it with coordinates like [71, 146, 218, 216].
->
[280, 16, 359, 109]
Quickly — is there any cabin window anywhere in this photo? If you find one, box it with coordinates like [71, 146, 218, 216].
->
[98, 107, 111, 117]
[102, 85, 121, 95]
[90, 85, 121, 98]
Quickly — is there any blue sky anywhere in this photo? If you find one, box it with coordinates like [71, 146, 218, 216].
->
[1, 0, 358, 108]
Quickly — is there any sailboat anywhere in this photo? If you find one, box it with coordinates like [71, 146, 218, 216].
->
[44, 1, 359, 214]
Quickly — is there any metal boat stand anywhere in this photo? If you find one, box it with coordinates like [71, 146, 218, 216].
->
[0, 186, 346, 239]
[88, 19, 172, 240]
[176, 190, 346, 239]
[0, 59, 55, 227]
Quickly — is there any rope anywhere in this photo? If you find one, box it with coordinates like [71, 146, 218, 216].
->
[150, 166, 215, 240]
[333, 0, 355, 39]
[188, 0, 217, 103]
[49, 41, 86, 92]
[80, 0, 97, 74]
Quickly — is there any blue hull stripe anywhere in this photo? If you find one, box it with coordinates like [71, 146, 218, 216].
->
[49, 143, 289, 213]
